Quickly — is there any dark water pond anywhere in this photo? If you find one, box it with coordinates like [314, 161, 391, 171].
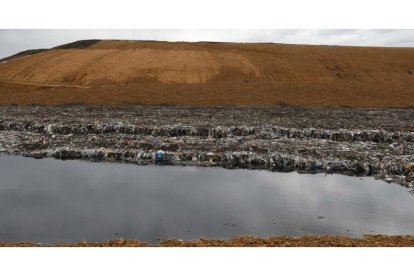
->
[0, 155, 413, 243]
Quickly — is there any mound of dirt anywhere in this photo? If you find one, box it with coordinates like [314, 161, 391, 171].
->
[52, 39, 102, 49]
[0, 40, 414, 107]
[0, 49, 49, 63]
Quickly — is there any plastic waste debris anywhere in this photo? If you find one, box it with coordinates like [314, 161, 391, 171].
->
[0, 105, 413, 188]
[155, 150, 165, 165]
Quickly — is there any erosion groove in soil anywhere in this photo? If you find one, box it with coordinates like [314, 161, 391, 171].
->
[2, 235, 414, 247]
[1, 40, 414, 107]
[0, 105, 413, 187]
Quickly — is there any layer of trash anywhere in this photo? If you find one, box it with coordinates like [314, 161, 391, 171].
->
[0, 105, 413, 187]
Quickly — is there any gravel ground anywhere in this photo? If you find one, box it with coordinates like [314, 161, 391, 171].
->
[2, 235, 414, 247]
[0, 105, 413, 187]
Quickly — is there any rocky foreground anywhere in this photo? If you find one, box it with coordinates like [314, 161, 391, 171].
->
[2, 235, 414, 247]
[0, 105, 413, 187]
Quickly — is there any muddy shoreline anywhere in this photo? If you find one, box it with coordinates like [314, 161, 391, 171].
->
[0, 105, 413, 187]
[2, 235, 414, 247]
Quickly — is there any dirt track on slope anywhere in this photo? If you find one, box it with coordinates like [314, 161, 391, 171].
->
[0, 80, 90, 88]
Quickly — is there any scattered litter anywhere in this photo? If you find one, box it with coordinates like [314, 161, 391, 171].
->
[0, 105, 412, 188]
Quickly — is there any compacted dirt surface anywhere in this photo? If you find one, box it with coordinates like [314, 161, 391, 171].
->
[2, 235, 414, 247]
[0, 105, 413, 188]
[1, 40, 414, 107]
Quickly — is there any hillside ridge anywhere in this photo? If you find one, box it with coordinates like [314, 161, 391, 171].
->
[0, 39, 413, 107]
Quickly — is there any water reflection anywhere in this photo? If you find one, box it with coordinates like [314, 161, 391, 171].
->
[0, 155, 413, 243]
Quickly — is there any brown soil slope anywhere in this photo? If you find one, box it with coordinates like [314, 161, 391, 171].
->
[1, 40, 414, 107]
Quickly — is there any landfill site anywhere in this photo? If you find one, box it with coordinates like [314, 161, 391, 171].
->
[0, 40, 413, 187]
[1, 39, 414, 246]
[0, 105, 413, 188]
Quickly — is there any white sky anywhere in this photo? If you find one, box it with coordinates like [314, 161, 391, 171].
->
[1, 29, 414, 59]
